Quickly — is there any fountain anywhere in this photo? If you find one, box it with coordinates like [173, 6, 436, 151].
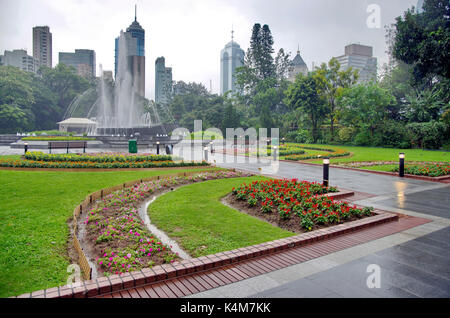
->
[62, 34, 177, 146]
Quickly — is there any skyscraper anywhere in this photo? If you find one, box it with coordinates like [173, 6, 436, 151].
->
[33, 26, 52, 69]
[155, 57, 173, 105]
[220, 30, 245, 95]
[335, 44, 377, 83]
[59, 49, 96, 78]
[114, 6, 145, 96]
[288, 47, 308, 82]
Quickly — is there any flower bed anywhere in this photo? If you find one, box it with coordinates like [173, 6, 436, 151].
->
[283, 146, 350, 161]
[81, 170, 251, 276]
[0, 151, 208, 169]
[25, 151, 174, 163]
[392, 163, 450, 177]
[229, 179, 374, 232]
[22, 136, 94, 141]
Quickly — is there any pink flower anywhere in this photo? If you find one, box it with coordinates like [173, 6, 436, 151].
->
[127, 253, 131, 258]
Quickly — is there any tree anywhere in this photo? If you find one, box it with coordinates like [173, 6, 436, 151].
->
[313, 58, 359, 141]
[221, 100, 240, 131]
[0, 66, 35, 133]
[38, 63, 91, 119]
[284, 73, 327, 143]
[392, 0, 450, 82]
[337, 83, 395, 139]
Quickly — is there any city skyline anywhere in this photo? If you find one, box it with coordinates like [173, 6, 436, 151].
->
[0, 0, 419, 98]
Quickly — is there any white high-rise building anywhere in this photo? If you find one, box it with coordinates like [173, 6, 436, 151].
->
[1, 49, 39, 73]
[220, 31, 245, 95]
[335, 44, 377, 83]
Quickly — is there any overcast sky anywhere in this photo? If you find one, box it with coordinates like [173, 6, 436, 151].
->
[0, 0, 419, 99]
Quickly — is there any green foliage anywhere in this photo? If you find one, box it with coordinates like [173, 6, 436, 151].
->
[337, 83, 396, 140]
[406, 120, 447, 149]
[313, 57, 359, 140]
[284, 73, 327, 143]
[392, 0, 450, 81]
[0, 64, 94, 133]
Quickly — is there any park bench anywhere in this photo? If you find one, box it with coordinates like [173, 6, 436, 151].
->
[48, 141, 87, 154]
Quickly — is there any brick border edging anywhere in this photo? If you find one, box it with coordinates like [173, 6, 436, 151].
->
[16, 207, 397, 298]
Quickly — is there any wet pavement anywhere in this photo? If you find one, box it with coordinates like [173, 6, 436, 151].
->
[249, 227, 450, 298]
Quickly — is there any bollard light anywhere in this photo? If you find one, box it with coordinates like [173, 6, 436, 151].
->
[156, 141, 160, 155]
[399, 153, 405, 177]
[210, 140, 214, 154]
[24, 142, 28, 154]
[204, 146, 208, 162]
[273, 146, 278, 161]
[323, 157, 330, 187]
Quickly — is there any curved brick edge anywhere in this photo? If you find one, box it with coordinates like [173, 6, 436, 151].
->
[14, 207, 397, 298]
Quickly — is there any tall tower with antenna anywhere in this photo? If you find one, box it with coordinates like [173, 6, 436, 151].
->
[114, 4, 146, 96]
[220, 27, 245, 95]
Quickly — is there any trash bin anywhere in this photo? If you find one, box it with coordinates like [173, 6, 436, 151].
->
[128, 139, 137, 153]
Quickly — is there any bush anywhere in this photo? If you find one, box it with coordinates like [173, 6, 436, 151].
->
[338, 127, 355, 143]
[406, 121, 446, 149]
[353, 130, 372, 146]
[294, 129, 313, 143]
[378, 121, 410, 148]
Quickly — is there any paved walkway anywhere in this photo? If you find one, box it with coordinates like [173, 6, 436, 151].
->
[2, 145, 449, 298]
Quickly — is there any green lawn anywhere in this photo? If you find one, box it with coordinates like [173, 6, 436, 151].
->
[301, 144, 449, 164]
[148, 177, 295, 258]
[0, 167, 219, 297]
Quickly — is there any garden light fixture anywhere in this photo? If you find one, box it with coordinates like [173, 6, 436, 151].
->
[399, 153, 405, 177]
[323, 157, 330, 187]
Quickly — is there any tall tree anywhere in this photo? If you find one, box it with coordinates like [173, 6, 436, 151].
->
[313, 58, 359, 140]
[284, 73, 327, 143]
[337, 83, 395, 139]
[392, 0, 450, 83]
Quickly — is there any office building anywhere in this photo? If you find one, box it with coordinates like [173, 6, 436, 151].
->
[33, 26, 52, 68]
[114, 7, 145, 97]
[59, 49, 96, 78]
[335, 44, 377, 83]
[1, 49, 39, 73]
[155, 57, 173, 104]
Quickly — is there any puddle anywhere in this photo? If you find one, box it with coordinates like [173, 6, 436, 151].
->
[138, 195, 191, 260]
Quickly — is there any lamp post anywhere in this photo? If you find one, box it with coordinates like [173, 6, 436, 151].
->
[399, 153, 405, 177]
[210, 140, 214, 154]
[323, 157, 330, 187]
[204, 146, 208, 162]
[156, 141, 160, 155]
[24, 142, 28, 154]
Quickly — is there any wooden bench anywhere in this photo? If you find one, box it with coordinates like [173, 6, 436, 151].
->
[48, 141, 87, 154]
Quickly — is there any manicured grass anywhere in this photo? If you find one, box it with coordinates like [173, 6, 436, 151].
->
[0, 167, 220, 297]
[302, 144, 450, 164]
[148, 177, 295, 258]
